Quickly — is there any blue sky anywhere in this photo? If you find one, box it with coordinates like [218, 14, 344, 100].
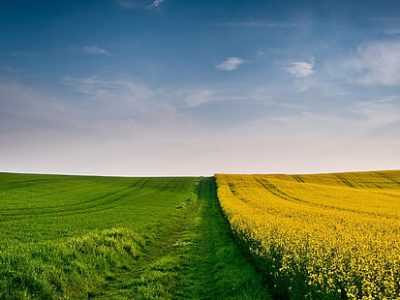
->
[1, 0, 400, 175]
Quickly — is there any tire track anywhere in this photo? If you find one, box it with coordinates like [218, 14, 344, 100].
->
[292, 175, 305, 183]
[335, 174, 356, 188]
[0, 179, 148, 215]
[0, 178, 197, 223]
[254, 178, 392, 218]
[375, 172, 400, 186]
[0, 180, 153, 223]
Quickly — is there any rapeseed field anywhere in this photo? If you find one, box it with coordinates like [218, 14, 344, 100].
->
[216, 171, 400, 299]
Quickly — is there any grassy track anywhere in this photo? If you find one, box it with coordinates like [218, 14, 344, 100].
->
[180, 178, 269, 299]
[0, 173, 269, 299]
[94, 177, 270, 299]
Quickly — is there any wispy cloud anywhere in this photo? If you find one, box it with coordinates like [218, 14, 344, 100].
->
[383, 28, 400, 35]
[369, 16, 400, 36]
[218, 20, 297, 29]
[351, 40, 400, 86]
[151, 0, 164, 8]
[180, 89, 215, 108]
[82, 46, 110, 56]
[370, 17, 400, 22]
[0, 81, 75, 133]
[353, 97, 400, 128]
[286, 61, 314, 78]
[216, 57, 245, 71]
[256, 50, 265, 57]
[63, 77, 154, 105]
[116, 0, 165, 9]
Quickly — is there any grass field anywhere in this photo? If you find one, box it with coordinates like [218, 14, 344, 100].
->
[216, 171, 400, 299]
[0, 173, 269, 299]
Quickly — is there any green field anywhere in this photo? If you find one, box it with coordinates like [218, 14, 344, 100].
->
[0, 173, 268, 299]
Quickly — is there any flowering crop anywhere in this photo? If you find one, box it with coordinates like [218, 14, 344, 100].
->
[216, 171, 400, 299]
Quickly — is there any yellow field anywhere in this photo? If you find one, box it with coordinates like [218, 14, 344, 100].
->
[216, 171, 400, 299]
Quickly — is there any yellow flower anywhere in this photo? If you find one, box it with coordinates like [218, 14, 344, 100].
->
[216, 171, 400, 299]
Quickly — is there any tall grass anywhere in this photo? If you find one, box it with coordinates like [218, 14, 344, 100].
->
[0, 228, 145, 299]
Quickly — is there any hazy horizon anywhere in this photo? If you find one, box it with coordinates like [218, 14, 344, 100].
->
[1, 0, 400, 176]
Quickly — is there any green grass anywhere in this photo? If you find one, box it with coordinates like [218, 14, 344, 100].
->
[0, 173, 269, 299]
[0, 173, 198, 243]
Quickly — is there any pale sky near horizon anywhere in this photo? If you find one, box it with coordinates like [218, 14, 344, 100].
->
[1, 0, 400, 176]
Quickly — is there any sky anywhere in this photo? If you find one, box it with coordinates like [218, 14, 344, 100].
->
[1, 0, 400, 176]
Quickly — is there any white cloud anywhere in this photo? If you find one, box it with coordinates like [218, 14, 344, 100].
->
[83, 46, 110, 56]
[216, 57, 245, 71]
[181, 89, 214, 108]
[352, 41, 400, 86]
[116, 0, 165, 9]
[218, 21, 297, 29]
[286, 61, 314, 78]
[151, 0, 164, 8]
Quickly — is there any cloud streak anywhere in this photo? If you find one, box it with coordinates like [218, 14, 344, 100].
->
[216, 57, 245, 71]
[82, 46, 110, 56]
[116, 0, 165, 9]
[151, 0, 164, 8]
[218, 20, 298, 29]
[286, 61, 314, 78]
[352, 40, 400, 86]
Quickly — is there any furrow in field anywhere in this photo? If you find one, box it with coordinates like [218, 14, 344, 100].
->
[0, 186, 132, 217]
[254, 177, 395, 218]
[292, 175, 305, 183]
[0, 178, 200, 225]
[0, 178, 149, 213]
[376, 171, 400, 186]
[334, 174, 356, 187]
[0, 181, 161, 223]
